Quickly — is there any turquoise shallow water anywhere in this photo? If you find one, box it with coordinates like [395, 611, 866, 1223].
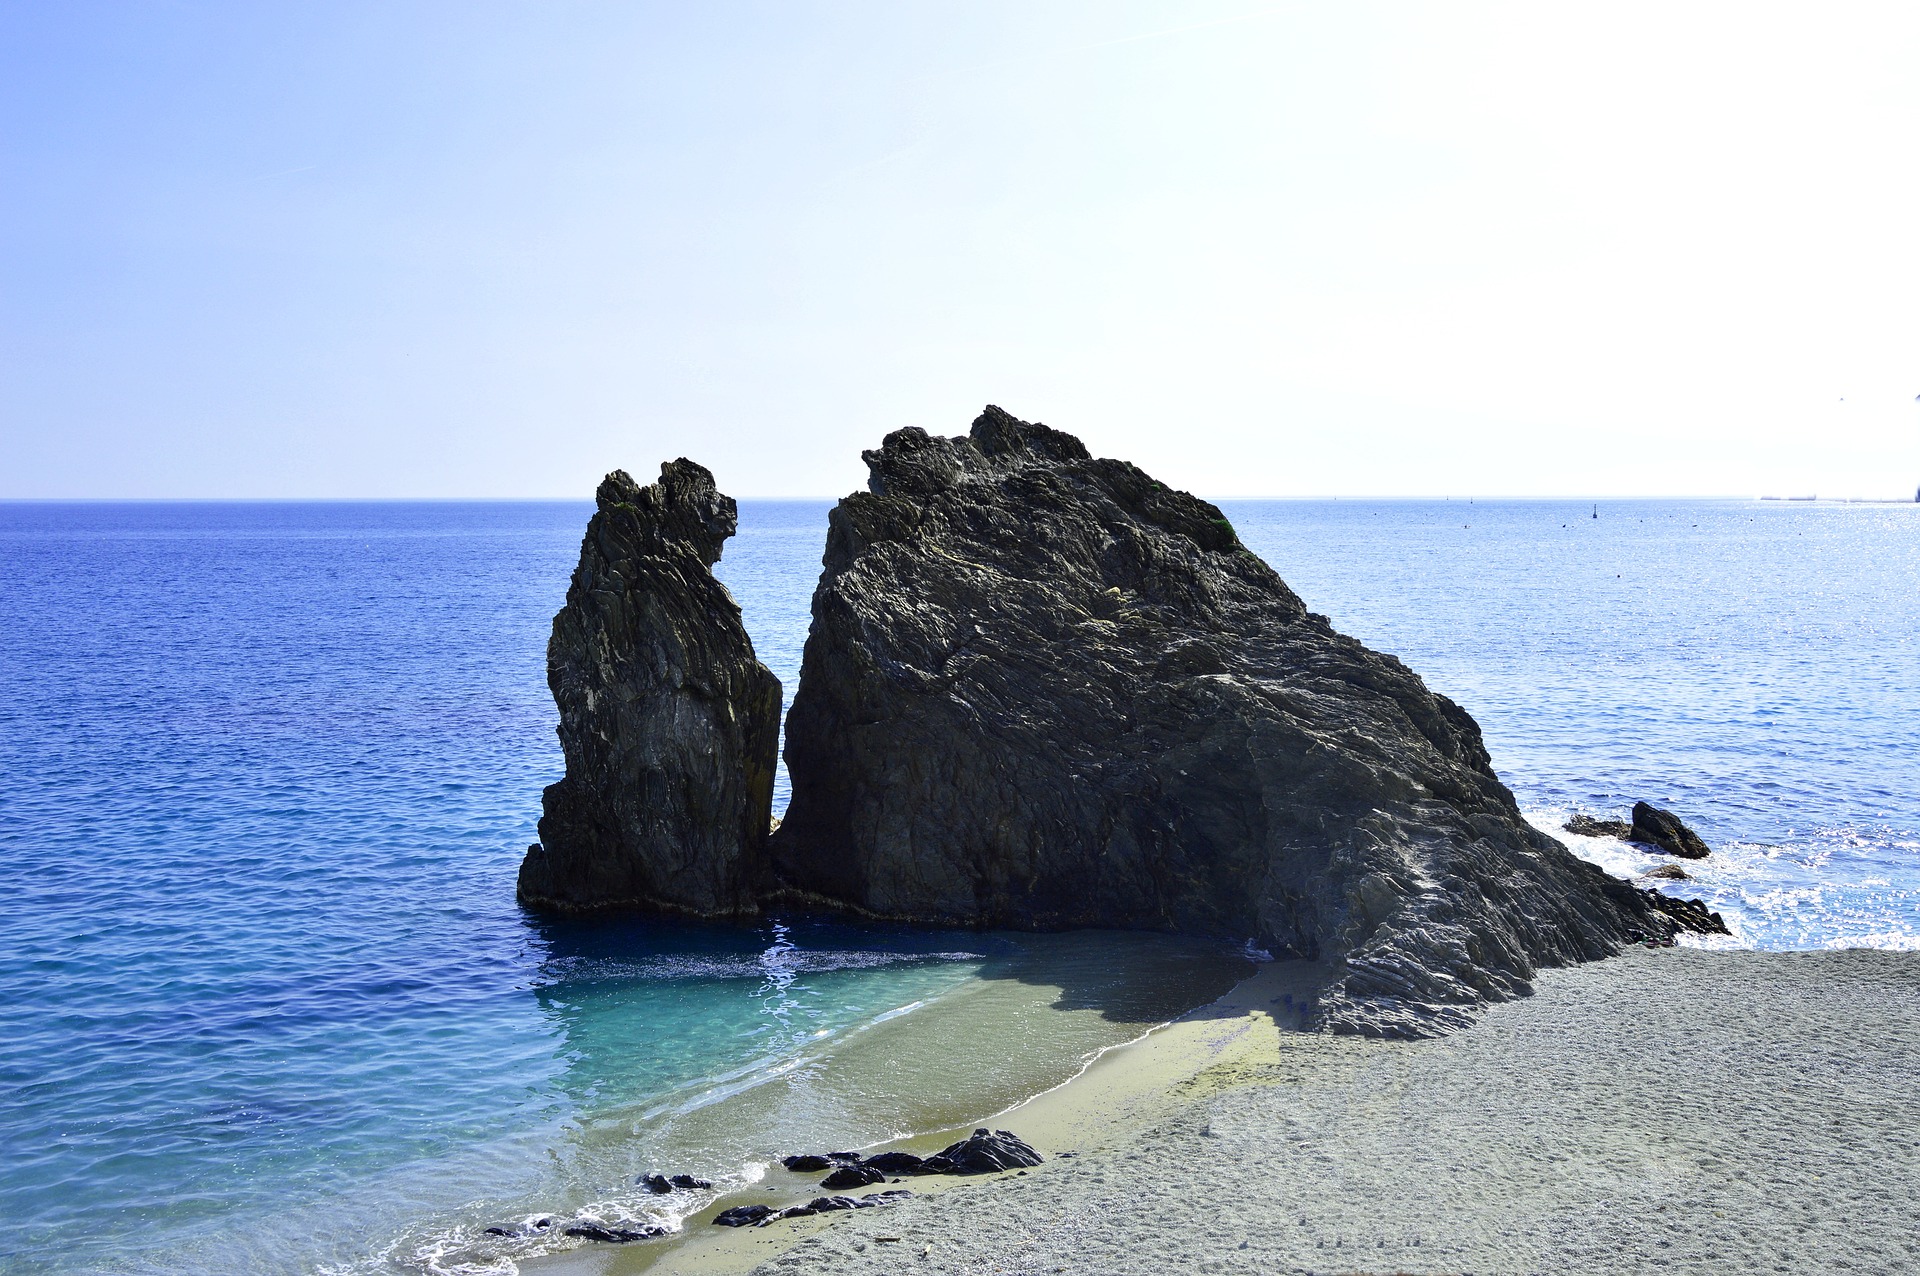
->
[1, 496, 1915, 1273]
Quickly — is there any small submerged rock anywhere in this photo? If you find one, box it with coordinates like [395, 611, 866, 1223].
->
[483, 1218, 553, 1238]
[1565, 814, 1633, 839]
[1564, 804, 1711, 859]
[1644, 864, 1691, 881]
[639, 1171, 712, 1192]
[781, 1151, 861, 1172]
[565, 1222, 669, 1243]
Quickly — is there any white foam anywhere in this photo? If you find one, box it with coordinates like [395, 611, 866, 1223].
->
[1528, 805, 1920, 953]
[870, 999, 926, 1025]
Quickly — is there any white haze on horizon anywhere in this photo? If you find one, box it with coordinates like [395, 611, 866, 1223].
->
[1, 1, 1917, 500]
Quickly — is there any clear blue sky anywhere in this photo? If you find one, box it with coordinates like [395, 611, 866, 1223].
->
[3, 2, 1917, 499]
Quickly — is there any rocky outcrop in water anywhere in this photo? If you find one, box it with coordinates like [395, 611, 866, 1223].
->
[772, 407, 1688, 1036]
[1629, 802, 1711, 858]
[517, 461, 782, 917]
[1565, 814, 1634, 839]
[1565, 805, 1711, 858]
[638, 1172, 711, 1193]
[1637, 889, 1725, 936]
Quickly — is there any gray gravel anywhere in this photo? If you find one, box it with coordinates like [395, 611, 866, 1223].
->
[747, 948, 1920, 1275]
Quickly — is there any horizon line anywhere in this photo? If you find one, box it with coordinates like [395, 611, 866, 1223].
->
[0, 493, 1914, 505]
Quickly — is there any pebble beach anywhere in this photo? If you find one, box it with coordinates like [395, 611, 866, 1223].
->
[615, 947, 1920, 1276]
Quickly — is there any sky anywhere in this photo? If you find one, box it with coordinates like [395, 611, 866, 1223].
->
[3, 1, 1918, 499]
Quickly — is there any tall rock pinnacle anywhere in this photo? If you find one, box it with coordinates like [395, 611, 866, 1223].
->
[517, 460, 781, 917]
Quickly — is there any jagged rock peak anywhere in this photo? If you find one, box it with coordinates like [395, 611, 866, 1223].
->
[517, 459, 781, 918]
[775, 406, 1682, 1037]
[861, 406, 1092, 497]
[595, 459, 735, 566]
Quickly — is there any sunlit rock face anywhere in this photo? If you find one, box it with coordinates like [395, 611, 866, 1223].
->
[518, 460, 781, 918]
[773, 407, 1677, 1036]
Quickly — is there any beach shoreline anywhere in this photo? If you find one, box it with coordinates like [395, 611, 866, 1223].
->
[522, 956, 1324, 1276]
[535, 946, 1920, 1276]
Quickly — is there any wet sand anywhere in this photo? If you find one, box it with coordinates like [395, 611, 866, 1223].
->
[591, 946, 1920, 1275]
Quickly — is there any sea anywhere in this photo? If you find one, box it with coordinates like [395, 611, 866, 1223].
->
[1, 496, 1915, 1274]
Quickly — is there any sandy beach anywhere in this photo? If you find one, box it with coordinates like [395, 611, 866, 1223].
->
[534, 946, 1920, 1276]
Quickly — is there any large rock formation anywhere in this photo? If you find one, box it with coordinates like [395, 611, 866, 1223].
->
[772, 407, 1687, 1035]
[517, 461, 781, 917]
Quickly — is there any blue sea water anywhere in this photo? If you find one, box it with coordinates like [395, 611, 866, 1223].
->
[0, 496, 1915, 1274]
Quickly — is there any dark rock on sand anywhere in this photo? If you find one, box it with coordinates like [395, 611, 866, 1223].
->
[518, 461, 783, 917]
[803, 1195, 866, 1213]
[772, 406, 1688, 1036]
[565, 1222, 669, 1243]
[768, 1191, 916, 1225]
[831, 1190, 912, 1209]
[713, 1204, 778, 1227]
[1630, 802, 1711, 859]
[862, 1151, 934, 1175]
[922, 1128, 1044, 1175]
[1565, 814, 1634, 839]
[820, 1164, 887, 1190]
[781, 1153, 852, 1173]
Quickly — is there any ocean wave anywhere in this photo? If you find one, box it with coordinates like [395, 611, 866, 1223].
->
[1529, 806, 1920, 952]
